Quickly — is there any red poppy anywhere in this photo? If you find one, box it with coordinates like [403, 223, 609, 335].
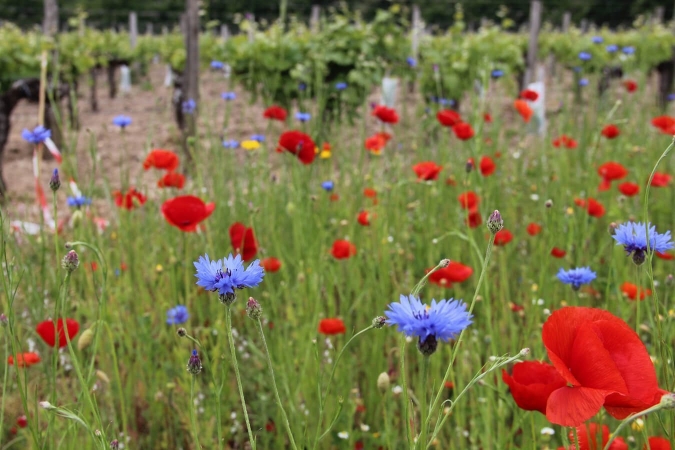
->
[644, 437, 671, 450]
[143, 149, 180, 171]
[598, 161, 628, 191]
[552, 135, 578, 149]
[458, 191, 479, 210]
[527, 223, 542, 236]
[514, 100, 533, 123]
[413, 161, 442, 180]
[16, 416, 27, 428]
[576, 197, 605, 218]
[494, 229, 513, 246]
[229, 223, 258, 261]
[452, 122, 474, 140]
[510, 302, 524, 312]
[162, 196, 215, 232]
[622, 79, 637, 93]
[363, 188, 377, 198]
[331, 240, 357, 259]
[436, 109, 462, 127]
[479, 156, 496, 176]
[483, 112, 492, 123]
[318, 318, 346, 335]
[502, 361, 566, 414]
[113, 188, 146, 210]
[657, 251, 675, 260]
[551, 247, 566, 258]
[357, 211, 371, 226]
[277, 130, 316, 165]
[261, 257, 281, 272]
[618, 182, 639, 196]
[465, 209, 482, 228]
[601, 124, 620, 139]
[567, 423, 628, 450]
[371, 105, 399, 124]
[7, 352, 40, 367]
[651, 172, 672, 187]
[651, 116, 675, 135]
[36, 318, 80, 348]
[542, 307, 666, 426]
[158, 171, 186, 189]
[621, 281, 651, 301]
[263, 105, 287, 121]
[329, 193, 340, 202]
[519, 89, 539, 101]
[428, 262, 473, 287]
[265, 420, 276, 433]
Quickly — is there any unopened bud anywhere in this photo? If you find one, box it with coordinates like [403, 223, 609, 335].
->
[487, 210, 504, 234]
[667, 275, 674, 286]
[0, 313, 7, 326]
[49, 169, 60, 192]
[94, 429, 102, 437]
[659, 392, 675, 408]
[187, 349, 202, 375]
[519, 348, 530, 356]
[246, 297, 262, 320]
[39, 401, 54, 410]
[61, 250, 79, 272]
[439, 258, 450, 268]
[465, 159, 474, 173]
[372, 316, 386, 329]
[377, 372, 390, 393]
[177, 327, 187, 337]
[110, 439, 119, 450]
[545, 199, 553, 208]
[608, 222, 618, 234]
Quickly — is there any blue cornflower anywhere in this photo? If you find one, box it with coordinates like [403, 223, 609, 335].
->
[491, 69, 504, 79]
[166, 305, 189, 325]
[622, 46, 635, 55]
[67, 195, 92, 208]
[612, 221, 674, 265]
[335, 82, 348, 91]
[221, 91, 237, 101]
[573, 66, 582, 73]
[251, 134, 265, 142]
[556, 267, 596, 290]
[406, 56, 417, 68]
[21, 125, 51, 144]
[439, 98, 455, 107]
[222, 139, 239, 149]
[591, 36, 603, 44]
[579, 78, 589, 87]
[112, 115, 132, 129]
[211, 60, 224, 70]
[298, 82, 307, 91]
[321, 180, 334, 191]
[295, 112, 311, 122]
[606, 44, 618, 53]
[223, 254, 265, 290]
[668, 93, 675, 102]
[385, 294, 472, 356]
[194, 254, 232, 293]
[182, 99, 196, 114]
[194, 253, 264, 304]
[579, 51, 592, 61]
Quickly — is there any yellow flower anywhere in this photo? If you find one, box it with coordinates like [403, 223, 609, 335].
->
[566, 207, 574, 215]
[320, 150, 332, 159]
[156, 264, 163, 273]
[241, 140, 260, 151]
[631, 418, 644, 432]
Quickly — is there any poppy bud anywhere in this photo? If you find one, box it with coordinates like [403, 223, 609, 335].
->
[49, 169, 60, 192]
[177, 327, 187, 337]
[372, 316, 386, 329]
[545, 199, 553, 208]
[77, 328, 94, 351]
[417, 335, 438, 356]
[246, 297, 262, 320]
[659, 392, 675, 409]
[377, 372, 390, 393]
[110, 439, 119, 450]
[61, 250, 79, 272]
[187, 349, 202, 375]
[487, 210, 504, 234]
[439, 258, 450, 268]
[0, 313, 7, 326]
[465, 159, 474, 173]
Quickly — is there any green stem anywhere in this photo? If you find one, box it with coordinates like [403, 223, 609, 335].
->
[226, 307, 256, 449]
[400, 336, 413, 448]
[604, 400, 671, 450]
[0, 329, 8, 440]
[256, 319, 297, 450]
[190, 375, 201, 450]
[417, 356, 430, 449]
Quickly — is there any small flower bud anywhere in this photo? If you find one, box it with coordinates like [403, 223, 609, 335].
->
[49, 169, 60, 192]
[110, 439, 119, 450]
[372, 316, 386, 329]
[659, 392, 675, 408]
[545, 199, 553, 208]
[177, 327, 187, 337]
[187, 349, 202, 375]
[94, 430, 102, 437]
[39, 401, 54, 410]
[487, 210, 504, 234]
[465, 159, 474, 173]
[377, 372, 390, 393]
[61, 250, 79, 272]
[219, 292, 236, 306]
[439, 258, 450, 268]
[0, 313, 7, 326]
[246, 297, 262, 320]
[77, 328, 95, 351]
[519, 348, 530, 356]
[417, 335, 438, 356]
[608, 222, 618, 234]
[667, 274, 674, 286]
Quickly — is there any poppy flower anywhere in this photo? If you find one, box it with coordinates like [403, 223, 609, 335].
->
[261, 257, 281, 272]
[542, 307, 666, 426]
[598, 161, 628, 191]
[618, 182, 639, 196]
[621, 281, 651, 301]
[551, 247, 566, 258]
[161, 195, 215, 232]
[365, 134, 388, 154]
[458, 191, 479, 210]
[357, 211, 371, 226]
[575, 198, 605, 218]
[601, 124, 620, 139]
[17, 415, 28, 428]
[527, 223, 542, 236]
[465, 209, 482, 228]
[428, 262, 473, 287]
[363, 188, 377, 198]
[552, 135, 578, 149]
[36, 319, 80, 348]
[644, 437, 671, 450]
[263, 105, 287, 121]
[502, 361, 566, 414]
[113, 188, 146, 210]
[514, 100, 533, 123]
[413, 161, 443, 180]
[331, 240, 357, 259]
[229, 223, 258, 261]
[479, 156, 496, 176]
[143, 149, 179, 171]
[371, 105, 399, 124]
[318, 318, 346, 335]
[657, 251, 675, 260]
[277, 130, 316, 165]
[329, 193, 340, 202]
[567, 423, 628, 450]
[483, 112, 492, 123]
[651, 116, 675, 134]
[651, 172, 672, 187]
[436, 109, 461, 127]
[519, 89, 539, 101]
[7, 352, 41, 367]
[452, 122, 474, 140]
[158, 172, 186, 189]
[622, 79, 637, 92]
[494, 229, 513, 246]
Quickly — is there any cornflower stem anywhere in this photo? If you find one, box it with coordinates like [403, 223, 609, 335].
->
[604, 400, 670, 450]
[399, 336, 414, 448]
[417, 356, 430, 449]
[411, 260, 446, 298]
[635, 264, 641, 333]
[312, 325, 375, 449]
[0, 328, 8, 440]
[102, 322, 128, 441]
[190, 375, 201, 450]
[425, 240, 494, 432]
[226, 306, 256, 449]
[381, 393, 393, 450]
[52, 192, 59, 268]
[256, 318, 297, 450]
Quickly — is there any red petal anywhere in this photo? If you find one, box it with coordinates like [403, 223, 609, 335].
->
[546, 385, 612, 426]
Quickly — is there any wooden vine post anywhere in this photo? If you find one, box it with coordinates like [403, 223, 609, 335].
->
[523, 0, 542, 87]
[183, 0, 200, 157]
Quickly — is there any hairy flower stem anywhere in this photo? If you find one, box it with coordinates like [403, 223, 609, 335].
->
[190, 375, 201, 450]
[417, 356, 430, 449]
[226, 307, 256, 449]
[256, 319, 297, 450]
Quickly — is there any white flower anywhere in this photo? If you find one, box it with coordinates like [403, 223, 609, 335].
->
[337, 431, 349, 439]
[541, 427, 555, 436]
[360, 423, 370, 432]
[392, 385, 403, 395]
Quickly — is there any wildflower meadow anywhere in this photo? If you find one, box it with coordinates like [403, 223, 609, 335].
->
[4, 2, 675, 450]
